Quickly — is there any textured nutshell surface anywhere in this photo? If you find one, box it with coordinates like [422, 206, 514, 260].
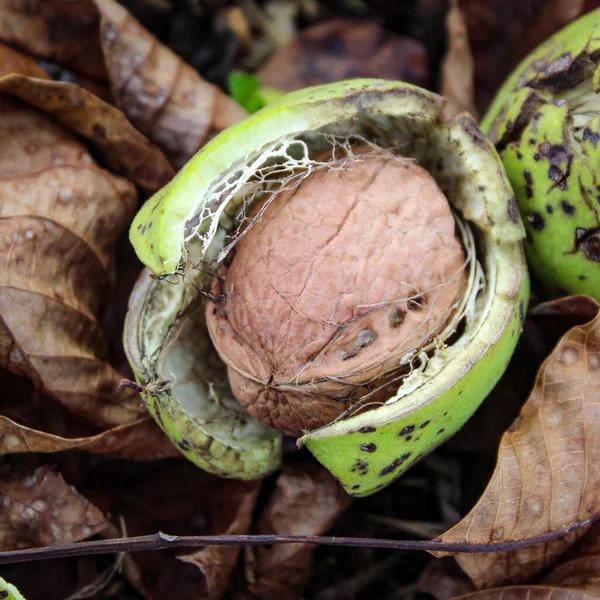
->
[206, 148, 467, 437]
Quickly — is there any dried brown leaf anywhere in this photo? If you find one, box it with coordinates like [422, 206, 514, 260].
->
[239, 463, 351, 600]
[0, 72, 174, 192]
[441, 0, 476, 119]
[0, 0, 246, 167]
[531, 296, 600, 333]
[450, 587, 600, 600]
[0, 369, 176, 461]
[92, 0, 246, 167]
[0, 0, 107, 80]
[259, 19, 429, 92]
[435, 299, 600, 588]
[0, 42, 49, 79]
[179, 483, 260, 598]
[539, 522, 600, 593]
[0, 96, 140, 427]
[543, 555, 600, 593]
[458, 0, 586, 114]
[0, 465, 107, 550]
[85, 460, 261, 600]
[417, 558, 476, 600]
[0, 414, 179, 459]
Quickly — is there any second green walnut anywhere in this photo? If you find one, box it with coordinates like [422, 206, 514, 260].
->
[125, 79, 528, 496]
[483, 8, 600, 300]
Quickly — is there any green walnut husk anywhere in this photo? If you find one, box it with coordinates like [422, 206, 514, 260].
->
[125, 79, 528, 496]
[482, 9, 600, 300]
[0, 578, 26, 600]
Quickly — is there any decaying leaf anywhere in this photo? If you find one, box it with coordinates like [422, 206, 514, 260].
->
[441, 0, 477, 118]
[85, 460, 261, 600]
[0, 347, 177, 461]
[458, 0, 587, 113]
[0, 414, 180, 459]
[178, 483, 260, 598]
[435, 297, 600, 589]
[0, 71, 174, 192]
[417, 558, 476, 600]
[258, 19, 429, 92]
[0, 43, 49, 80]
[0, 0, 246, 167]
[543, 557, 600, 593]
[530, 297, 600, 335]
[239, 464, 351, 600]
[93, 0, 246, 167]
[449, 587, 600, 599]
[0, 95, 140, 427]
[539, 521, 600, 593]
[0, 465, 107, 550]
[0, 0, 107, 80]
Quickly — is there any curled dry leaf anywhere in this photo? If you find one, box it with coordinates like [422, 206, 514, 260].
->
[0, 0, 107, 80]
[418, 551, 600, 599]
[0, 95, 140, 427]
[0, 414, 179, 459]
[0, 310, 178, 461]
[0, 43, 49, 80]
[258, 19, 429, 92]
[0, 0, 246, 167]
[440, 0, 477, 119]
[0, 43, 178, 460]
[94, 0, 246, 167]
[530, 296, 600, 335]
[0, 71, 174, 192]
[239, 464, 351, 600]
[0, 465, 107, 550]
[435, 297, 600, 588]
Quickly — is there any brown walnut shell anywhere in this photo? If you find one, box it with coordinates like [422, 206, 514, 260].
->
[206, 147, 467, 436]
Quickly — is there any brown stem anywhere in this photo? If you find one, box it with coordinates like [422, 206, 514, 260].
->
[0, 512, 598, 565]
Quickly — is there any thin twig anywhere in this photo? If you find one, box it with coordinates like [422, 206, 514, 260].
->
[0, 512, 598, 565]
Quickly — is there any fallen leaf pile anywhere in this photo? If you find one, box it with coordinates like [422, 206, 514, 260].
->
[0, 2, 346, 597]
[1, 1, 600, 599]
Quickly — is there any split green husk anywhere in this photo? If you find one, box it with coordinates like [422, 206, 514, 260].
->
[124, 79, 528, 496]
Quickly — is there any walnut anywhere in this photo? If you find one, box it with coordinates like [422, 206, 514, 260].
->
[127, 80, 528, 493]
[206, 147, 467, 437]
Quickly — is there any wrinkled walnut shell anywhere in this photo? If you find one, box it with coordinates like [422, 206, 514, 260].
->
[206, 148, 467, 436]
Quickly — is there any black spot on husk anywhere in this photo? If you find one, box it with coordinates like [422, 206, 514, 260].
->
[575, 228, 600, 262]
[560, 200, 575, 215]
[528, 212, 545, 230]
[360, 443, 377, 453]
[379, 453, 412, 477]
